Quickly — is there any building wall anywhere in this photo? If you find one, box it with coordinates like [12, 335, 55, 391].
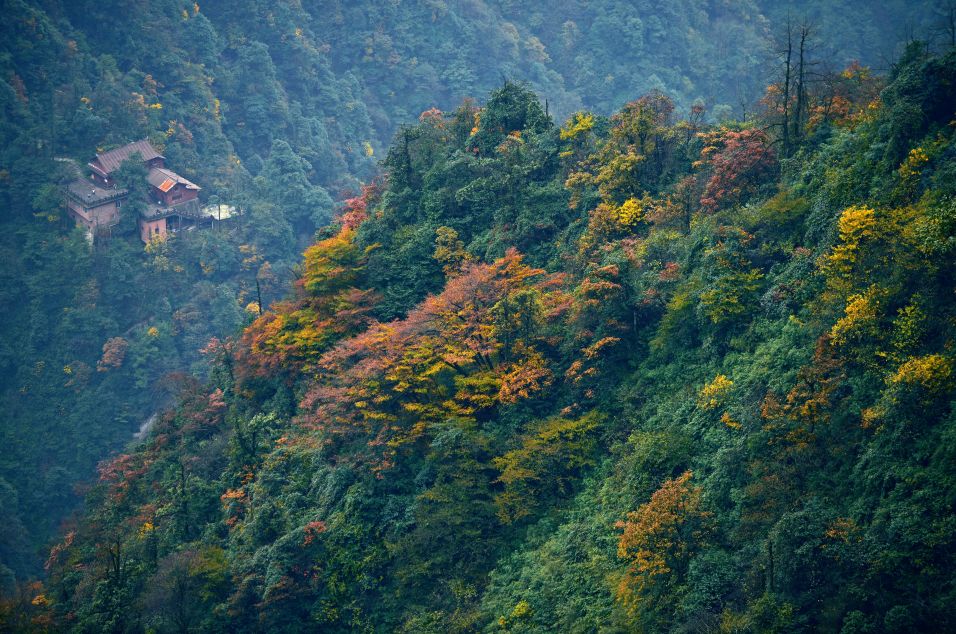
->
[169, 186, 197, 206]
[153, 184, 198, 207]
[67, 200, 120, 232]
[139, 217, 168, 243]
[67, 200, 92, 225]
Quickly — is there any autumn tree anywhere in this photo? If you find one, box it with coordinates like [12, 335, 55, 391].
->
[616, 471, 710, 628]
[237, 228, 378, 382]
[300, 250, 556, 471]
[698, 127, 777, 212]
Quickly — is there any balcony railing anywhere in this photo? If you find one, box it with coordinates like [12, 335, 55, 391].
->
[142, 198, 202, 220]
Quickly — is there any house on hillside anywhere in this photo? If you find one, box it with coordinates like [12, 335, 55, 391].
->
[140, 165, 203, 242]
[63, 140, 219, 244]
[64, 175, 129, 239]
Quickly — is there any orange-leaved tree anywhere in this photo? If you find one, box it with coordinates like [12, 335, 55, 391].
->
[237, 228, 379, 383]
[299, 249, 559, 473]
[616, 471, 711, 623]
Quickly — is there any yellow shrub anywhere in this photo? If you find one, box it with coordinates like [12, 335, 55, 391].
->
[899, 146, 930, 180]
[699, 374, 733, 410]
[830, 286, 882, 346]
[560, 111, 595, 140]
[616, 197, 645, 228]
[890, 354, 952, 393]
[721, 412, 741, 429]
[824, 205, 877, 277]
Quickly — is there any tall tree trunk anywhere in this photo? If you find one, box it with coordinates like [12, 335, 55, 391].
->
[793, 24, 811, 149]
[781, 22, 793, 159]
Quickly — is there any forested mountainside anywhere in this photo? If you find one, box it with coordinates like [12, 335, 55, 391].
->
[0, 0, 782, 582]
[2, 37, 951, 631]
[1, 0, 944, 589]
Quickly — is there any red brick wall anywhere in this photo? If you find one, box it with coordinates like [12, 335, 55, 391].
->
[138, 217, 167, 243]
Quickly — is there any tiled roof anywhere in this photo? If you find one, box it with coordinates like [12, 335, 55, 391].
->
[91, 140, 163, 175]
[147, 167, 200, 192]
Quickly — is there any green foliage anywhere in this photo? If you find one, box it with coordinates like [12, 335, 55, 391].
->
[493, 412, 603, 523]
[3, 6, 956, 634]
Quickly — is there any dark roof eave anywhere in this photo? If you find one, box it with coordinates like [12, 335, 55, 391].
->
[88, 162, 109, 178]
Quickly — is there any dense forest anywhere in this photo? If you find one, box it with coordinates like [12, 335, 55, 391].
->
[2, 0, 956, 632]
[0, 0, 777, 581]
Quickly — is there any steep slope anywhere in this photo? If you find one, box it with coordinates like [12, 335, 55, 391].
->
[0, 0, 793, 583]
[19, 44, 956, 633]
